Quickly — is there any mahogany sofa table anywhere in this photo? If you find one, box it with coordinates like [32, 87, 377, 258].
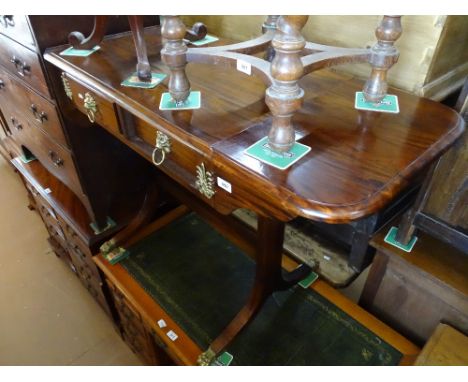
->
[44, 26, 464, 364]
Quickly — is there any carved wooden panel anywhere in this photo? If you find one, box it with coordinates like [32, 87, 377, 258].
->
[105, 279, 173, 365]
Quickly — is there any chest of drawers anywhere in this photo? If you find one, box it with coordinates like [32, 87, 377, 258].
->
[0, 16, 159, 230]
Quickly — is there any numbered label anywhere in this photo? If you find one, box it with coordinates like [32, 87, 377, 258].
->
[166, 330, 178, 341]
[157, 319, 167, 328]
[217, 177, 232, 193]
[237, 59, 252, 75]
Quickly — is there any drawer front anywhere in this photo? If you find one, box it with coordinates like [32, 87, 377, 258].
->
[62, 73, 120, 135]
[18, 126, 82, 196]
[133, 118, 215, 205]
[0, 16, 36, 50]
[57, 214, 93, 257]
[0, 67, 67, 147]
[0, 33, 49, 98]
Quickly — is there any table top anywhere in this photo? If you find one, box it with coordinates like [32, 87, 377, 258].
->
[45, 26, 465, 223]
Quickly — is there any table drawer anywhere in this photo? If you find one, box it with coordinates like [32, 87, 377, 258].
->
[133, 118, 215, 203]
[62, 72, 120, 135]
[0, 66, 67, 147]
[0, 15, 36, 50]
[0, 33, 49, 98]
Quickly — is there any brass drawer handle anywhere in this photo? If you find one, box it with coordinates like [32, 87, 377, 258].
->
[30, 104, 48, 123]
[195, 162, 215, 199]
[0, 15, 14, 28]
[151, 131, 171, 166]
[83, 92, 97, 123]
[61, 73, 73, 100]
[48, 150, 64, 167]
[10, 116, 22, 130]
[9, 56, 30, 76]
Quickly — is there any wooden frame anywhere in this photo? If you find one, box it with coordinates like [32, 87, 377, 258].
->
[162, 15, 402, 152]
[95, 205, 420, 365]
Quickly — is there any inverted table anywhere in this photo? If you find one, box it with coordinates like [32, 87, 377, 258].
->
[44, 25, 464, 364]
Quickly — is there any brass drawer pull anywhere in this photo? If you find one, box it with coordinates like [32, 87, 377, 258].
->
[30, 104, 48, 123]
[10, 116, 22, 130]
[195, 162, 215, 199]
[48, 150, 64, 167]
[0, 15, 14, 28]
[152, 131, 171, 166]
[83, 92, 97, 123]
[61, 73, 73, 100]
[9, 56, 30, 76]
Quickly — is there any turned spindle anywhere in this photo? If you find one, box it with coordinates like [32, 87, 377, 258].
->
[263, 15, 279, 62]
[161, 16, 191, 105]
[363, 15, 402, 102]
[265, 16, 308, 153]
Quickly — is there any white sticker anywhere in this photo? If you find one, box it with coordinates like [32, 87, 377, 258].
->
[166, 330, 178, 341]
[44, 188, 52, 194]
[157, 319, 167, 328]
[217, 177, 232, 193]
[323, 255, 331, 261]
[237, 59, 251, 75]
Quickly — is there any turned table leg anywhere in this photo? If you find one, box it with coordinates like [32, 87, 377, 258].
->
[265, 16, 308, 153]
[128, 16, 152, 81]
[197, 215, 311, 365]
[161, 16, 191, 106]
[363, 15, 402, 102]
[68, 16, 109, 50]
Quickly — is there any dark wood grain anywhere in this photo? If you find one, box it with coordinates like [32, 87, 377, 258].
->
[43, 26, 464, 359]
[44, 28, 464, 223]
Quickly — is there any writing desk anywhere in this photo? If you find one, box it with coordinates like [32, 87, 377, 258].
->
[44, 26, 464, 363]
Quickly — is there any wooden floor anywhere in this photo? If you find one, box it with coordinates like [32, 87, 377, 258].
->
[0, 154, 368, 365]
[0, 156, 141, 366]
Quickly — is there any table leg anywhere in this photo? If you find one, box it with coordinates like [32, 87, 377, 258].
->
[68, 16, 109, 50]
[128, 16, 152, 82]
[348, 214, 379, 272]
[396, 162, 438, 245]
[99, 182, 159, 255]
[197, 215, 311, 365]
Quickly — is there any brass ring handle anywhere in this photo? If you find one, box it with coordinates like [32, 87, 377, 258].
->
[152, 147, 166, 166]
[30, 104, 48, 123]
[151, 131, 171, 166]
[83, 92, 97, 123]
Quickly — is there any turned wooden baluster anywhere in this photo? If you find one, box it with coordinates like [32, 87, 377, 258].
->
[263, 15, 279, 62]
[265, 16, 308, 153]
[161, 16, 191, 106]
[128, 16, 152, 81]
[363, 16, 402, 102]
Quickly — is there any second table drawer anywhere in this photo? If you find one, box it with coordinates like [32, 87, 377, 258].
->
[61, 72, 120, 135]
